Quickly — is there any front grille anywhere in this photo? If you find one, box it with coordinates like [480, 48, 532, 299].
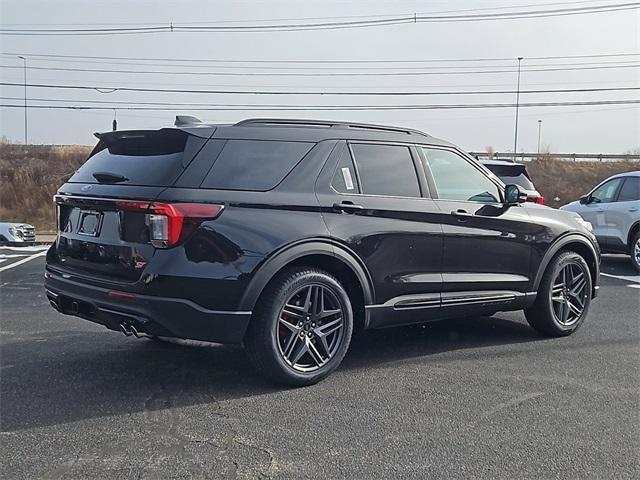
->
[19, 226, 36, 242]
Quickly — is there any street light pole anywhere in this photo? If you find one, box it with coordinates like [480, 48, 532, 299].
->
[512, 56, 523, 161]
[537, 119, 542, 157]
[17, 55, 27, 144]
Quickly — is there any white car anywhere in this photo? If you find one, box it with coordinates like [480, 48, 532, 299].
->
[560, 171, 640, 271]
[0, 222, 36, 245]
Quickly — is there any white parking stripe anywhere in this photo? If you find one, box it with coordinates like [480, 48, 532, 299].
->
[0, 245, 49, 252]
[0, 250, 47, 272]
[601, 272, 640, 284]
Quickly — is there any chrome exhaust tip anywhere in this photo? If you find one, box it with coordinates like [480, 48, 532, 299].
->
[120, 322, 151, 339]
[119, 323, 133, 337]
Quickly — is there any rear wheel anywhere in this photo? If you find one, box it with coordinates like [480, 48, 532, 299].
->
[245, 267, 353, 386]
[630, 232, 640, 272]
[525, 251, 592, 337]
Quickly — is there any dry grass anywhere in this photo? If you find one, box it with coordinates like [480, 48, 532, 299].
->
[0, 141, 92, 231]
[0, 141, 638, 231]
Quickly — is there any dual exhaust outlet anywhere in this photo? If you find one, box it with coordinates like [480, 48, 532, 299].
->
[119, 322, 151, 339]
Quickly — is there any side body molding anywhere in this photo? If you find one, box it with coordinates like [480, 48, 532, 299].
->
[532, 232, 600, 296]
[238, 239, 375, 313]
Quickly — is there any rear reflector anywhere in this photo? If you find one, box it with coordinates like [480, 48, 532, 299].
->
[116, 201, 224, 248]
[108, 290, 137, 301]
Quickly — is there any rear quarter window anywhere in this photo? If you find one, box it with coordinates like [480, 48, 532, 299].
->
[200, 139, 314, 191]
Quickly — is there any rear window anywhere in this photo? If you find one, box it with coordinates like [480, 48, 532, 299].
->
[201, 139, 314, 191]
[618, 176, 640, 201]
[483, 163, 535, 190]
[69, 129, 189, 186]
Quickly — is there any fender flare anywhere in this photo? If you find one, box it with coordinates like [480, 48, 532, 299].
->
[627, 221, 640, 247]
[238, 239, 374, 312]
[532, 233, 599, 291]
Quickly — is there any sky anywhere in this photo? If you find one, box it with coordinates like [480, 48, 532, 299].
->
[0, 0, 638, 153]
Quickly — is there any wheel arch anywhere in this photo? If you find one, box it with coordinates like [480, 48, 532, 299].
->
[239, 240, 374, 330]
[626, 221, 640, 250]
[533, 233, 599, 296]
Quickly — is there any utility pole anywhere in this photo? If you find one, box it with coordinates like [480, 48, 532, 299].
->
[537, 119, 542, 157]
[512, 56, 523, 161]
[17, 55, 27, 144]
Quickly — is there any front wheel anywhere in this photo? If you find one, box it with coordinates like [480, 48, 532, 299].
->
[630, 232, 640, 273]
[245, 267, 353, 386]
[525, 251, 592, 337]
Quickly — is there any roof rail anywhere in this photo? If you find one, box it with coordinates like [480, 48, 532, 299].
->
[234, 118, 429, 137]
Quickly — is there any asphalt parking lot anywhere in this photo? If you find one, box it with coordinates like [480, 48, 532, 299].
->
[1, 247, 638, 479]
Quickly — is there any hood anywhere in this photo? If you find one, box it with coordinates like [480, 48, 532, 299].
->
[559, 201, 580, 210]
[0, 222, 35, 228]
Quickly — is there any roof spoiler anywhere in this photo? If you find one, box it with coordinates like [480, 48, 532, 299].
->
[174, 115, 203, 127]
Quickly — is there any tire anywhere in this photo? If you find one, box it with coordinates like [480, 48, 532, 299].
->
[525, 251, 592, 337]
[245, 267, 353, 386]
[630, 232, 640, 273]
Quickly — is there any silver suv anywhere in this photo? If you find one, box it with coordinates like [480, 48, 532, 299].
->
[560, 171, 640, 271]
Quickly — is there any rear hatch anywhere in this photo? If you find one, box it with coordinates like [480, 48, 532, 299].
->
[50, 128, 210, 282]
[482, 162, 543, 203]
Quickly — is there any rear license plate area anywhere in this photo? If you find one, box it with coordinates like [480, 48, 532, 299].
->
[77, 210, 103, 237]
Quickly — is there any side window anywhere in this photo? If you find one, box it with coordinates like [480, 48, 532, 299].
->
[422, 148, 501, 203]
[616, 177, 639, 202]
[590, 178, 623, 203]
[350, 143, 421, 197]
[332, 147, 359, 194]
[201, 140, 314, 191]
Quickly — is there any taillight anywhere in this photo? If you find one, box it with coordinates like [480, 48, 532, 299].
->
[116, 201, 224, 248]
[525, 196, 545, 205]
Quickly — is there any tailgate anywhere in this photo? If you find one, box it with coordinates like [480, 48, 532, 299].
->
[50, 191, 162, 282]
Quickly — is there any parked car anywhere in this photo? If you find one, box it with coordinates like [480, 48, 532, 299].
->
[560, 171, 640, 271]
[0, 222, 36, 245]
[480, 159, 544, 204]
[45, 117, 600, 386]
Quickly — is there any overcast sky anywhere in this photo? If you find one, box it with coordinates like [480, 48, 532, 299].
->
[0, 0, 638, 153]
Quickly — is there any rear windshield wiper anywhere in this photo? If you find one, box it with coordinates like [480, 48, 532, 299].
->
[92, 171, 129, 183]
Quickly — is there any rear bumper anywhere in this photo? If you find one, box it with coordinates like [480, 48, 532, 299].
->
[44, 269, 251, 344]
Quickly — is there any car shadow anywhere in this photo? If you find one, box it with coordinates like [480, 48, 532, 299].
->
[600, 254, 637, 277]
[1, 314, 542, 432]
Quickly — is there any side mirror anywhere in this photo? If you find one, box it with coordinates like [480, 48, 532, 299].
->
[579, 194, 590, 204]
[505, 184, 527, 206]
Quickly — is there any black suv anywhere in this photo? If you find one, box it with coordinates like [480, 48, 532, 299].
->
[45, 117, 600, 386]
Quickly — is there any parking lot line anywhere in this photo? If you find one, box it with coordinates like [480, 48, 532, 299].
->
[0, 250, 47, 272]
[601, 272, 640, 284]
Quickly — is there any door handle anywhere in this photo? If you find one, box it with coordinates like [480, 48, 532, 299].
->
[451, 209, 473, 219]
[629, 207, 638, 212]
[333, 201, 364, 213]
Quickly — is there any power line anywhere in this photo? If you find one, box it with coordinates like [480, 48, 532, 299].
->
[3, 72, 636, 90]
[3, 57, 639, 71]
[0, 1, 618, 27]
[1, 81, 638, 97]
[1, 100, 638, 111]
[1, 62, 639, 77]
[3, 51, 638, 65]
[1, 3, 638, 35]
[2, 91, 638, 107]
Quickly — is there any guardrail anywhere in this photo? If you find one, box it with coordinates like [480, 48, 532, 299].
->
[469, 152, 640, 162]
